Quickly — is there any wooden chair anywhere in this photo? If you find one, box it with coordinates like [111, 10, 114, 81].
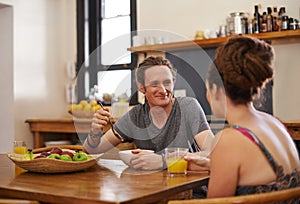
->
[0, 198, 40, 204]
[168, 187, 300, 204]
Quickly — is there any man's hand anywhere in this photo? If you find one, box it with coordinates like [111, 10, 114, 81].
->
[91, 107, 111, 134]
[130, 149, 162, 170]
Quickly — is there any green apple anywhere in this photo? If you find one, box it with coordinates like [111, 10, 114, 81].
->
[60, 154, 72, 161]
[61, 151, 74, 159]
[73, 151, 88, 161]
[47, 153, 61, 159]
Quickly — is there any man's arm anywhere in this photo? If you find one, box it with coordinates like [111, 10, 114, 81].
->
[194, 129, 215, 156]
[186, 130, 214, 170]
[83, 129, 122, 154]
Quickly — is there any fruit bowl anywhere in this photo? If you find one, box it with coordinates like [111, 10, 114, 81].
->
[68, 110, 95, 118]
[68, 99, 101, 119]
[7, 152, 102, 174]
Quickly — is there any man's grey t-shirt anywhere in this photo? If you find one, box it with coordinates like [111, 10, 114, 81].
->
[114, 97, 209, 153]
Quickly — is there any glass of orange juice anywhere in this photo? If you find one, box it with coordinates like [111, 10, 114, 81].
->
[13, 141, 26, 155]
[165, 148, 188, 176]
[13, 141, 27, 176]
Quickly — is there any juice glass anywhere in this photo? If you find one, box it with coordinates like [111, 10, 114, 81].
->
[13, 141, 27, 176]
[165, 148, 188, 176]
[13, 141, 26, 155]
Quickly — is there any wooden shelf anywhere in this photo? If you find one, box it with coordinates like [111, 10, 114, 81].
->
[128, 30, 300, 53]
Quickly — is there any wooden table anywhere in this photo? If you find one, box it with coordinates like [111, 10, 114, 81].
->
[283, 120, 300, 141]
[0, 154, 209, 204]
[25, 118, 114, 148]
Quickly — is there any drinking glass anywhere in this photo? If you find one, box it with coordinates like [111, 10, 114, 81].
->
[165, 148, 188, 176]
[13, 141, 26, 154]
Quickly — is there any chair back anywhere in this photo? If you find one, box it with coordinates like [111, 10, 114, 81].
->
[168, 187, 300, 204]
[0, 198, 40, 204]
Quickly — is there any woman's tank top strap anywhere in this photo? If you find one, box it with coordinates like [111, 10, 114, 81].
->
[231, 125, 279, 174]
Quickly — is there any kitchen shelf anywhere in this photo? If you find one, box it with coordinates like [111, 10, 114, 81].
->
[128, 30, 300, 53]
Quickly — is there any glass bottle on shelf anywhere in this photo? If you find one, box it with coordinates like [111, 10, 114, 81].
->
[266, 7, 273, 32]
[253, 5, 261, 33]
[280, 7, 289, 30]
[277, 7, 284, 31]
[248, 17, 253, 34]
[273, 6, 279, 31]
[261, 12, 267, 32]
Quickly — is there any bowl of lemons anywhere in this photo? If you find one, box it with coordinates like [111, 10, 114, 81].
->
[69, 100, 101, 118]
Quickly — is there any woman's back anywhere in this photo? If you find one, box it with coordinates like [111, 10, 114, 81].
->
[241, 111, 299, 172]
[255, 112, 299, 172]
[204, 36, 300, 198]
[209, 109, 300, 197]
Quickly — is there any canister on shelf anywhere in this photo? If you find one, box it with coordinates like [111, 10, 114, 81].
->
[227, 12, 248, 35]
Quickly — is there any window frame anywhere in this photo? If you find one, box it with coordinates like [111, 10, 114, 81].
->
[76, 0, 137, 101]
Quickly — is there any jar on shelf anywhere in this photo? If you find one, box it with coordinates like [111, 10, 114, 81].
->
[227, 12, 249, 35]
[289, 18, 299, 30]
[281, 16, 289, 30]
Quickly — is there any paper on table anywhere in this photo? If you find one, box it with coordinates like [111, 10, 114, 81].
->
[98, 159, 128, 178]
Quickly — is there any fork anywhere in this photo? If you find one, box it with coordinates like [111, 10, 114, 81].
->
[97, 101, 124, 142]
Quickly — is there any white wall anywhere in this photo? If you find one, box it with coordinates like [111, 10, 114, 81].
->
[13, 0, 76, 149]
[0, 0, 77, 150]
[0, 3, 14, 153]
[138, 0, 300, 121]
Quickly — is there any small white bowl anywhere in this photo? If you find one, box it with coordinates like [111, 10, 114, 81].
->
[119, 149, 154, 167]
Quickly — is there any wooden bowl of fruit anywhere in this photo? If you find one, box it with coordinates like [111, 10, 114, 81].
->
[7, 146, 102, 173]
[68, 100, 101, 119]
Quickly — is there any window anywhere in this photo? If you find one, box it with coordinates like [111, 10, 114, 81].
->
[101, 0, 131, 65]
[97, 69, 131, 100]
[76, 0, 137, 101]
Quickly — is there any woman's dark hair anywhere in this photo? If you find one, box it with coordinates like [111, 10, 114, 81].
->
[135, 56, 177, 86]
[207, 36, 274, 104]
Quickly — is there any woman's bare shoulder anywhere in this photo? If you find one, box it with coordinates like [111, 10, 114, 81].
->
[212, 128, 248, 151]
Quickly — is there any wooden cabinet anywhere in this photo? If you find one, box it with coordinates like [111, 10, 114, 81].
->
[284, 121, 300, 154]
[284, 121, 300, 141]
[26, 118, 116, 148]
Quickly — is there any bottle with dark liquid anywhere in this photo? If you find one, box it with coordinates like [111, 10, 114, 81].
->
[277, 7, 283, 30]
[266, 7, 273, 32]
[253, 5, 261, 33]
[261, 12, 267, 32]
[273, 6, 279, 31]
